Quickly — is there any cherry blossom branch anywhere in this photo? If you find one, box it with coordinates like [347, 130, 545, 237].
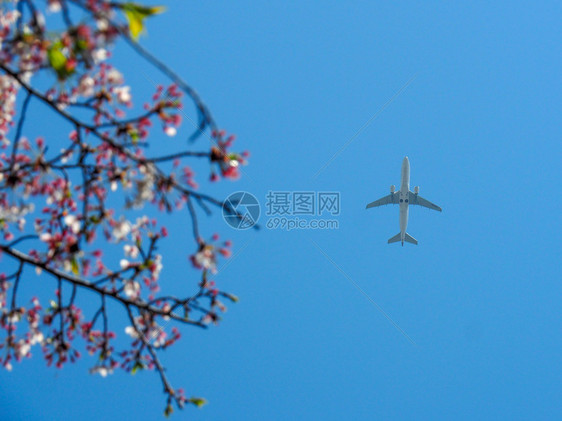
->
[10, 91, 31, 170]
[0, 1, 248, 415]
[60, 0, 74, 28]
[125, 304, 186, 413]
[0, 63, 246, 229]
[0, 245, 207, 327]
[0, 62, 244, 215]
[66, 0, 217, 140]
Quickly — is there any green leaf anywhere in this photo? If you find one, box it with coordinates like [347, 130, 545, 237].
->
[130, 129, 139, 144]
[131, 361, 144, 375]
[164, 404, 173, 417]
[71, 258, 80, 275]
[47, 41, 68, 79]
[188, 397, 207, 408]
[121, 3, 166, 40]
[75, 38, 89, 52]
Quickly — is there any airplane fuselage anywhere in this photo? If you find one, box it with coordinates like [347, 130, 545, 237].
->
[365, 156, 441, 245]
[399, 157, 410, 245]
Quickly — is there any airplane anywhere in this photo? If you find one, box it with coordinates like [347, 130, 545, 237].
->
[366, 156, 441, 246]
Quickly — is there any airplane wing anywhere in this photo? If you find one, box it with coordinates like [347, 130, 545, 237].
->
[408, 191, 442, 212]
[366, 192, 399, 209]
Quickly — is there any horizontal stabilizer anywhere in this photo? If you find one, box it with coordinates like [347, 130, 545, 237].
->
[404, 233, 418, 245]
[387, 233, 401, 244]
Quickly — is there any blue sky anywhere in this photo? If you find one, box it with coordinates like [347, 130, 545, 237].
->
[2, 0, 562, 419]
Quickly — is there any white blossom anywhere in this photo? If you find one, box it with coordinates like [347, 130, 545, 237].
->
[112, 218, 132, 241]
[47, 1, 62, 13]
[0, 203, 34, 224]
[7, 312, 21, 323]
[30, 331, 44, 345]
[15, 340, 31, 358]
[152, 254, 163, 279]
[123, 280, 140, 298]
[107, 68, 123, 85]
[0, 75, 19, 146]
[164, 126, 177, 137]
[0, 10, 20, 28]
[78, 76, 95, 97]
[124, 326, 139, 339]
[96, 18, 109, 31]
[124, 244, 139, 258]
[64, 214, 81, 234]
[0, 10, 21, 49]
[60, 148, 73, 164]
[128, 169, 155, 209]
[193, 248, 217, 274]
[92, 48, 109, 63]
[114, 86, 131, 104]
[46, 188, 64, 205]
[39, 232, 52, 242]
[152, 330, 166, 348]
[90, 366, 113, 377]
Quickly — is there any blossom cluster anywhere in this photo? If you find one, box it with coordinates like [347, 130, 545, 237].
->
[210, 130, 249, 181]
[0, 75, 18, 147]
[0, 0, 250, 414]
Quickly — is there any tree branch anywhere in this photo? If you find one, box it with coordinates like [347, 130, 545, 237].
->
[0, 245, 207, 328]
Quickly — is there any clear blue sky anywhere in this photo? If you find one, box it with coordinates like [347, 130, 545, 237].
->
[2, 1, 561, 419]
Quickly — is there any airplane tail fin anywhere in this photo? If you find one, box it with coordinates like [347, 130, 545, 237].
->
[404, 233, 418, 245]
[387, 233, 401, 244]
[387, 232, 418, 245]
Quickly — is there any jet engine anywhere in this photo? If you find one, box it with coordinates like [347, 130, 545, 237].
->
[390, 185, 395, 193]
[414, 186, 419, 194]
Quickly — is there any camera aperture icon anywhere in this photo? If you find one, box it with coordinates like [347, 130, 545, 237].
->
[222, 191, 260, 230]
